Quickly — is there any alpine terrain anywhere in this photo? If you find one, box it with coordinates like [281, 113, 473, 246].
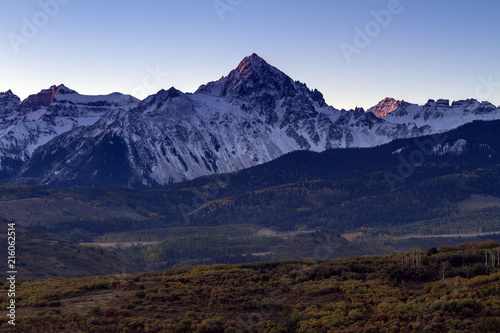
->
[1, 54, 499, 187]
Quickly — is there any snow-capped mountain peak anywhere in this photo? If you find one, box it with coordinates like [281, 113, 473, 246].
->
[135, 87, 193, 117]
[0, 84, 140, 182]
[195, 53, 299, 99]
[367, 97, 402, 117]
[19, 84, 81, 108]
[152, 87, 184, 101]
[54, 84, 77, 95]
[366, 97, 500, 132]
[2, 53, 500, 188]
[20, 85, 61, 108]
[0, 89, 20, 99]
[0, 90, 21, 108]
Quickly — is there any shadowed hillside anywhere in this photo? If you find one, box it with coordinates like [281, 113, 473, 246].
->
[0, 219, 144, 279]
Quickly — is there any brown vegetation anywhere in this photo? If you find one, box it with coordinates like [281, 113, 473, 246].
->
[0, 242, 499, 332]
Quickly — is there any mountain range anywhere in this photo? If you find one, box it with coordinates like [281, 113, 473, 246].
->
[1, 53, 499, 188]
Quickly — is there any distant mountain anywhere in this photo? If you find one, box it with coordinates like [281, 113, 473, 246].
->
[374, 98, 499, 131]
[2, 54, 500, 187]
[0, 85, 138, 183]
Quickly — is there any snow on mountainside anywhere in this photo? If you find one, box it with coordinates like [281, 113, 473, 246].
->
[4, 54, 500, 188]
[381, 99, 499, 131]
[0, 85, 139, 182]
[368, 97, 499, 132]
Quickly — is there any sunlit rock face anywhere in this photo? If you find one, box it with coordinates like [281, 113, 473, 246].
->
[367, 97, 402, 117]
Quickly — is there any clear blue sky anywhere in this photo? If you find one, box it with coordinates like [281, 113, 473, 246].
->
[1, 0, 499, 110]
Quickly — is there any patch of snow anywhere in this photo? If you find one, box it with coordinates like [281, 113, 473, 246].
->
[432, 139, 468, 156]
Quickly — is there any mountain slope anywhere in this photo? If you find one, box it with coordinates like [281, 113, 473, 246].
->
[10, 54, 500, 188]
[0, 85, 139, 183]
[6, 119, 500, 238]
[174, 119, 500, 232]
